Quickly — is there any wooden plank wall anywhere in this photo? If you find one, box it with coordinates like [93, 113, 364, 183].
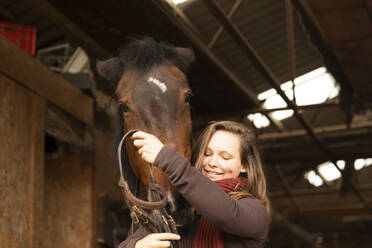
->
[43, 155, 94, 248]
[0, 75, 45, 248]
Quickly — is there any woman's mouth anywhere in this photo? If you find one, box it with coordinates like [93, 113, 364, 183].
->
[203, 169, 223, 178]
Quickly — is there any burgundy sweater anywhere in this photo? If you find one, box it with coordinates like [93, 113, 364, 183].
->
[118, 146, 269, 248]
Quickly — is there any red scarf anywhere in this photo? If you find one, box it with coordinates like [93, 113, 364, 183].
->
[192, 178, 247, 248]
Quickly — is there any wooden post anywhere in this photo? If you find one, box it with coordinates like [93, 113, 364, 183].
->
[0, 75, 45, 247]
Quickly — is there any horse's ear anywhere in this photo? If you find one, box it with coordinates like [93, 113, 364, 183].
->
[96, 57, 122, 82]
[175, 47, 195, 65]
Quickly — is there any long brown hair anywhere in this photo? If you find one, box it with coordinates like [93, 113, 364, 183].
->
[192, 121, 271, 216]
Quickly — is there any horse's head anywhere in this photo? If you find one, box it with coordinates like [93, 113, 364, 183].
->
[96, 37, 194, 225]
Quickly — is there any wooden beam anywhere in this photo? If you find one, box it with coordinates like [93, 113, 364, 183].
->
[260, 120, 372, 140]
[45, 103, 93, 149]
[281, 205, 371, 219]
[0, 36, 93, 125]
[24, 0, 108, 59]
[271, 184, 372, 198]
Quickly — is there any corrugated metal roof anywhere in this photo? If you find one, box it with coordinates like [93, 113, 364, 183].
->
[182, 0, 323, 94]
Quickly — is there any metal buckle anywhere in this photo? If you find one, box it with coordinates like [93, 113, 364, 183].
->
[130, 206, 143, 224]
[130, 211, 139, 224]
[131, 206, 142, 216]
[161, 215, 170, 228]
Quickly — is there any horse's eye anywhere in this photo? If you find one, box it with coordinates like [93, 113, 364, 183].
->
[119, 103, 130, 113]
[185, 93, 193, 103]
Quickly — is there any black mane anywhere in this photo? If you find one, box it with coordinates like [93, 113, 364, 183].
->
[97, 37, 195, 84]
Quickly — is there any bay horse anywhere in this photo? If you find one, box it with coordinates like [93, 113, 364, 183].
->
[96, 37, 195, 229]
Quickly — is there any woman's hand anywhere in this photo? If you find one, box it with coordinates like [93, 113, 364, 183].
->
[135, 233, 180, 248]
[132, 131, 164, 164]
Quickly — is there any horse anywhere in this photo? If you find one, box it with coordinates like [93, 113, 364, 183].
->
[96, 37, 195, 229]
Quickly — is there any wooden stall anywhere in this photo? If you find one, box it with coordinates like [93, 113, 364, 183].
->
[0, 35, 118, 247]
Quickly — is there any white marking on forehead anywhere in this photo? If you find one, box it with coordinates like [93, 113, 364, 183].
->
[148, 77, 167, 93]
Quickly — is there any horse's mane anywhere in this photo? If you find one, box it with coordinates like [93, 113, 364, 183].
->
[97, 37, 195, 84]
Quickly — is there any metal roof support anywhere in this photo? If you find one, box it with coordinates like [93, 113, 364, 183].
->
[289, 0, 355, 127]
[285, 0, 297, 105]
[208, 0, 243, 49]
[273, 165, 301, 214]
[202, 0, 372, 214]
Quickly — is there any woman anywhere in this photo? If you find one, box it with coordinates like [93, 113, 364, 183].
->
[119, 121, 271, 248]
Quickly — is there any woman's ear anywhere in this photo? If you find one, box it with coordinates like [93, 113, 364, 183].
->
[240, 166, 247, 173]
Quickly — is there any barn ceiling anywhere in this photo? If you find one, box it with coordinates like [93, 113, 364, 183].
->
[1, 0, 372, 247]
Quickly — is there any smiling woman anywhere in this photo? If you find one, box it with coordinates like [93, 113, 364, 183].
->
[119, 120, 271, 248]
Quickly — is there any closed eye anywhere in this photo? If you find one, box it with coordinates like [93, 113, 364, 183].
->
[221, 152, 232, 160]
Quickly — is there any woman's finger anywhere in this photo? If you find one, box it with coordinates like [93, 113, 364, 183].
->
[149, 233, 181, 240]
[135, 233, 180, 248]
[133, 139, 145, 148]
[138, 148, 144, 155]
[132, 131, 149, 139]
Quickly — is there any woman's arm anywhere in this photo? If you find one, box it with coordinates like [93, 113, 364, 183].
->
[155, 146, 269, 240]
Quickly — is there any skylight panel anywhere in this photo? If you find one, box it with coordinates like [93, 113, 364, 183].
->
[304, 170, 323, 187]
[250, 67, 339, 128]
[317, 161, 343, 181]
[354, 158, 372, 170]
[304, 159, 371, 186]
[263, 93, 294, 120]
[247, 113, 270, 128]
[336, 160, 345, 170]
[257, 88, 276, 101]
[305, 160, 344, 186]
[170, 0, 189, 5]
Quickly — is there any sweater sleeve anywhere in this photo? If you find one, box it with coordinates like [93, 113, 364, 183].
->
[154, 146, 269, 240]
[117, 227, 149, 248]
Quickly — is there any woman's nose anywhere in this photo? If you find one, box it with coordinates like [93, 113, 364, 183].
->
[208, 155, 219, 167]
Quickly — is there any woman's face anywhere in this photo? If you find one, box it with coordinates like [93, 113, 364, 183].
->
[201, 130, 246, 181]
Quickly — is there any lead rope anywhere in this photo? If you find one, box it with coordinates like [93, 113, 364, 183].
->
[117, 129, 178, 247]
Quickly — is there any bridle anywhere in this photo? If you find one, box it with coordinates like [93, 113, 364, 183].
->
[117, 129, 178, 243]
